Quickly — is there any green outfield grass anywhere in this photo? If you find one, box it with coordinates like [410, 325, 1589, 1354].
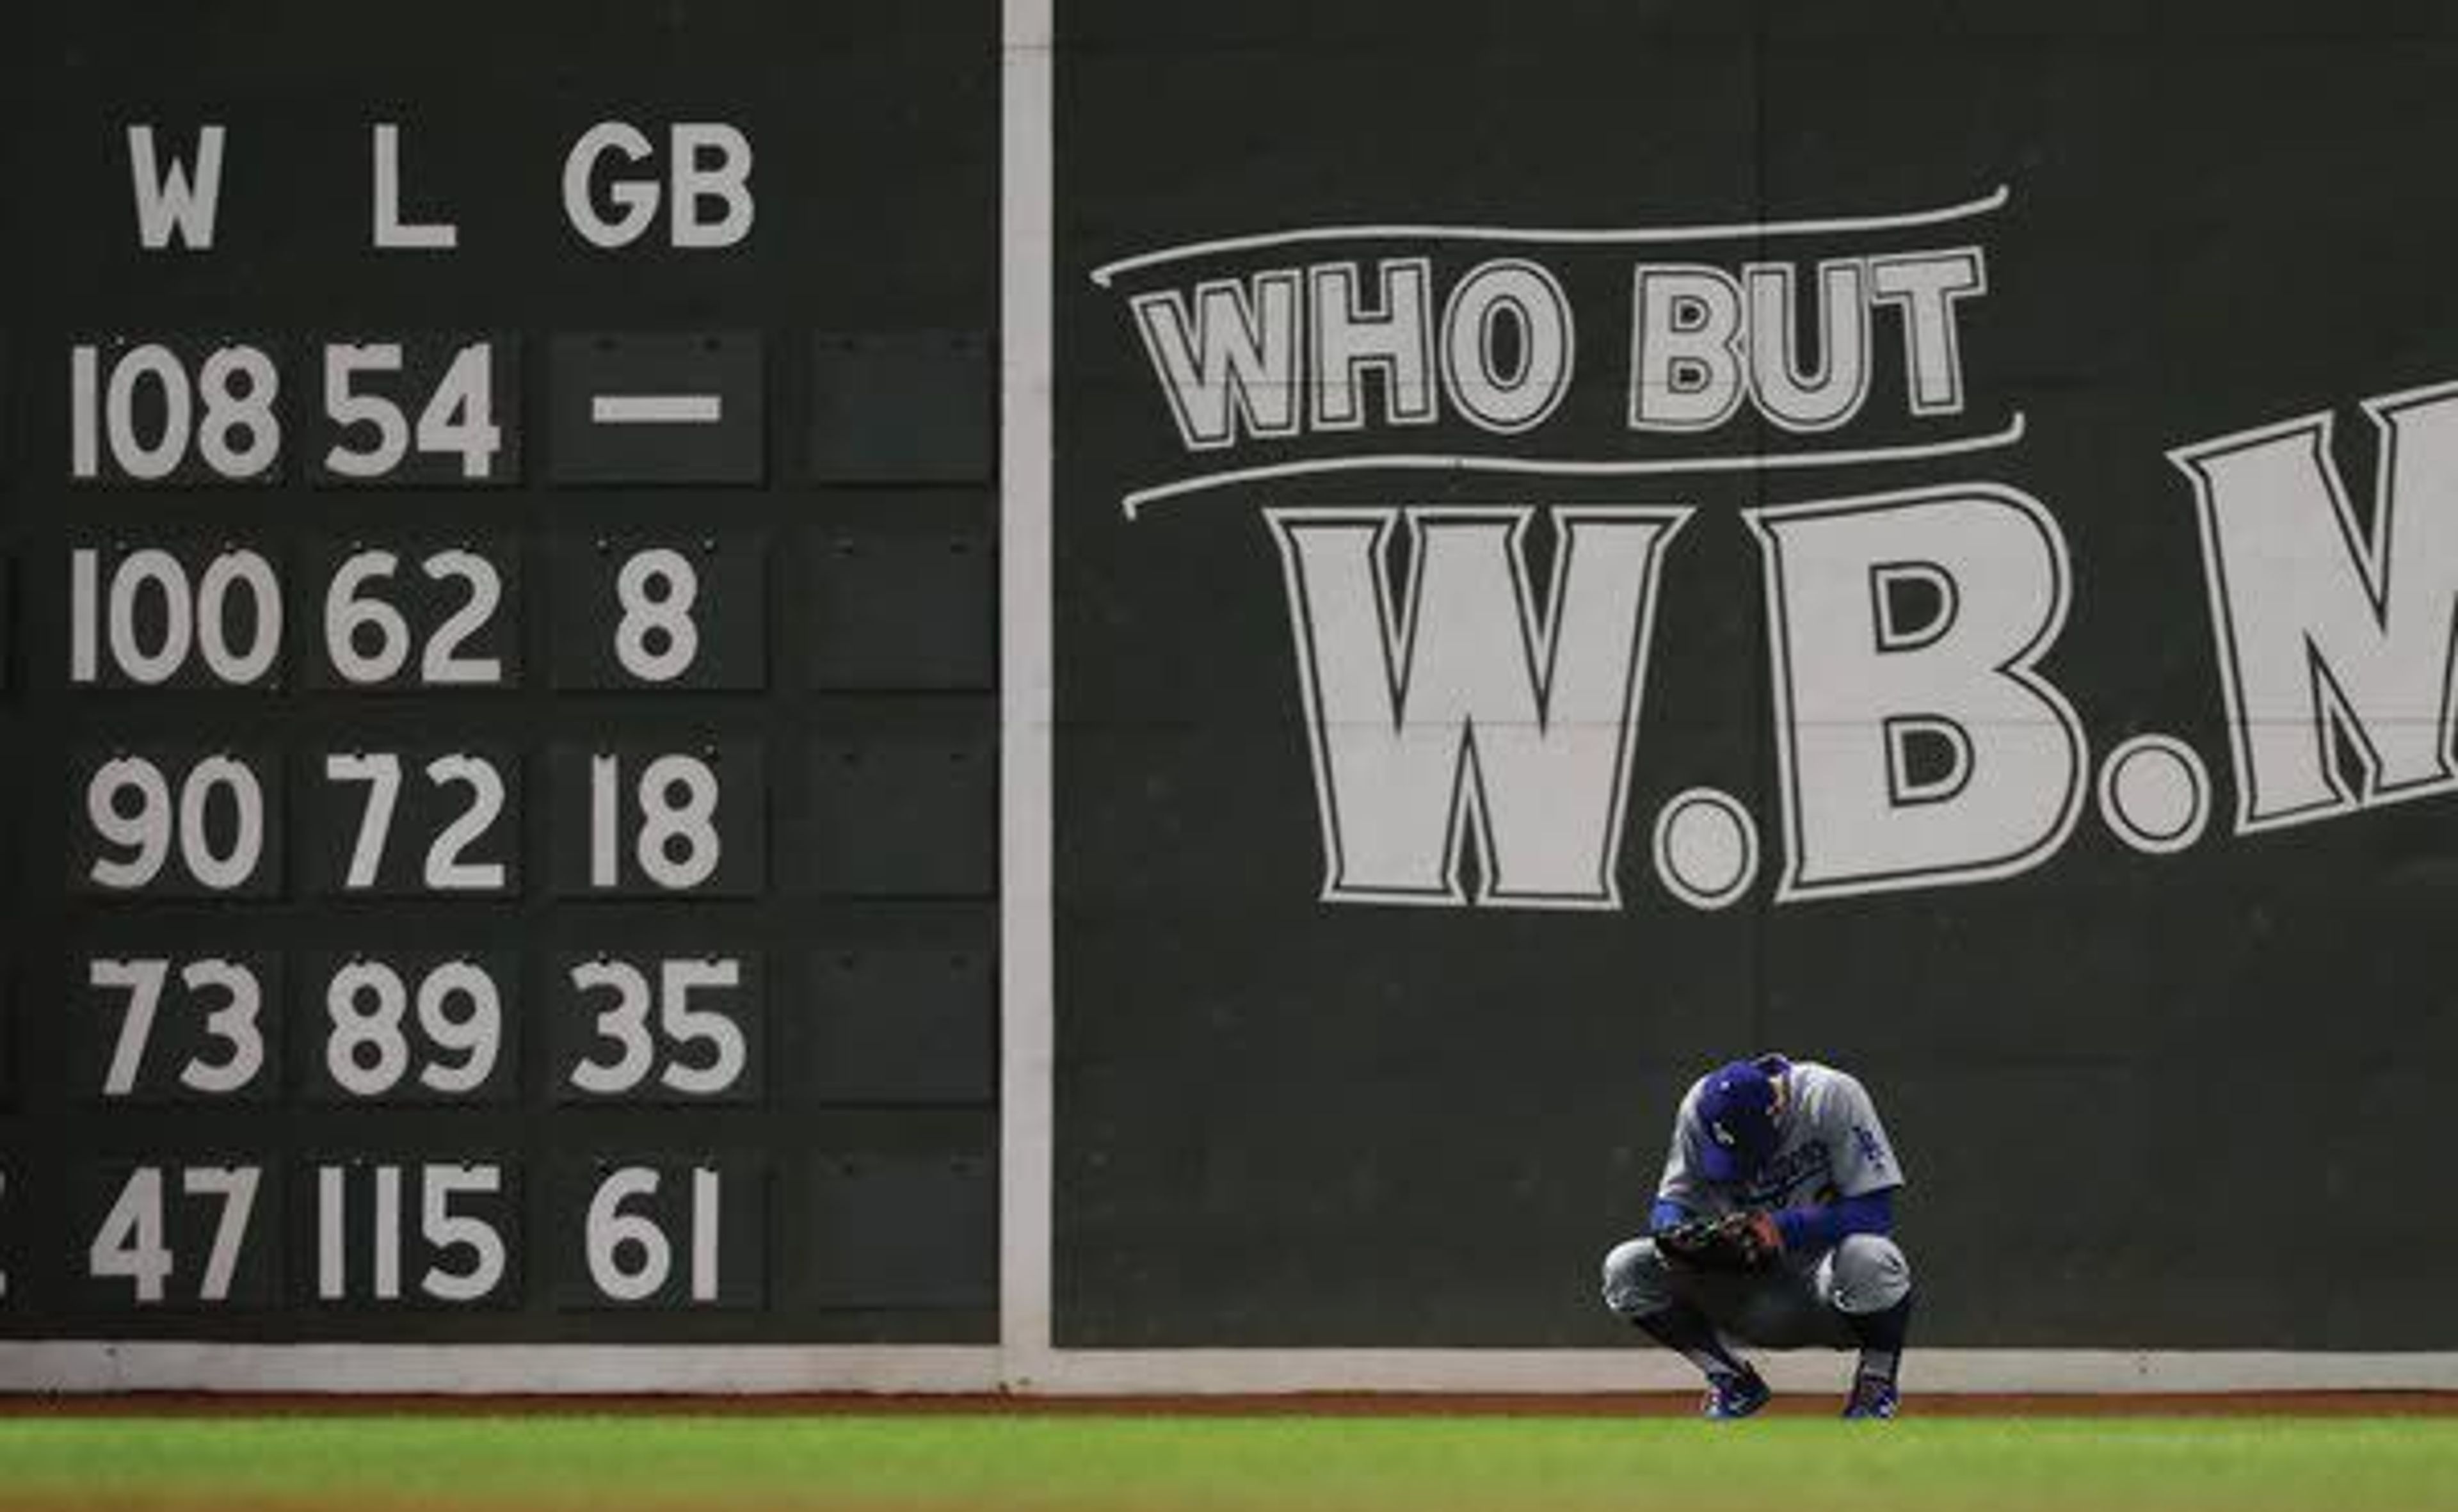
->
[2, 1413, 2455, 1511]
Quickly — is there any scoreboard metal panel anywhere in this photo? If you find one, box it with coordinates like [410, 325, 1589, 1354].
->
[0, 1, 1000, 1351]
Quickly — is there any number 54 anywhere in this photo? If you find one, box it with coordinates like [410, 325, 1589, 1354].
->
[324, 343, 502, 481]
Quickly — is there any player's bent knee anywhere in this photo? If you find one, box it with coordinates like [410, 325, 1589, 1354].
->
[1829, 1234, 1913, 1315]
[1601, 1237, 1676, 1317]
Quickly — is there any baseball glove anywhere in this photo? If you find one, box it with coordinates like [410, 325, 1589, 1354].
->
[1655, 1212, 1778, 1273]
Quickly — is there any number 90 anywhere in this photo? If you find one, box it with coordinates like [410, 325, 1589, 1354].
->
[82, 753, 269, 893]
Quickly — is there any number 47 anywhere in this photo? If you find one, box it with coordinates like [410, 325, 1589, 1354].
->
[88, 1166, 259, 1303]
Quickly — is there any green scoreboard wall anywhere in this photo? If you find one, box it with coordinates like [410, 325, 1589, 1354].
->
[10, 0, 2458, 1393]
[0, 3, 1001, 1350]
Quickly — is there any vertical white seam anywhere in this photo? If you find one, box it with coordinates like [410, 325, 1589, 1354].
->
[998, 0, 1057, 1391]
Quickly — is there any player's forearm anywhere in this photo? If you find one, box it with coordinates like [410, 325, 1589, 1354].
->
[1649, 1198, 1692, 1233]
[1772, 1189, 1894, 1252]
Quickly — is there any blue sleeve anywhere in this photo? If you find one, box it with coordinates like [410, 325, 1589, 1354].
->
[1649, 1198, 1693, 1234]
[1773, 1187, 1895, 1252]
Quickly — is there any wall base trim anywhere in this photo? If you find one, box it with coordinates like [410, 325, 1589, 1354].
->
[4, 1344, 2455, 1395]
[1004, 1348, 2458, 1395]
[0, 1345, 1003, 1394]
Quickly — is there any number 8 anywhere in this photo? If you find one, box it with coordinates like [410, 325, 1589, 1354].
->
[613, 549, 699, 682]
[635, 756, 721, 890]
[195, 346, 281, 479]
[326, 962, 412, 1095]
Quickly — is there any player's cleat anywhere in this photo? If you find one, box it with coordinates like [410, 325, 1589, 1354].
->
[1701, 1368, 1772, 1420]
[1841, 1379, 1899, 1420]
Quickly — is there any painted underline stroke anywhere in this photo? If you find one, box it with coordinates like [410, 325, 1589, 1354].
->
[1087, 185, 2010, 288]
[1118, 414, 2027, 519]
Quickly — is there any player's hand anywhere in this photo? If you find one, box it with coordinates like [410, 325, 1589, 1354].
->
[1742, 1210, 1783, 1259]
[1655, 1212, 1778, 1273]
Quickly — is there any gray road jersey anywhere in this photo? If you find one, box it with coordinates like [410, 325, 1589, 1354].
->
[1655, 1059, 1906, 1217]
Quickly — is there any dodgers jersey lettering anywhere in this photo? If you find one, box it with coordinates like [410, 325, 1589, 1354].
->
[1657, 1058, 1906, 1218]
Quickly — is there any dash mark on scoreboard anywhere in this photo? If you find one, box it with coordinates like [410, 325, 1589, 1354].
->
[591, 394, 725, 426]
[550, 332, 766, 485]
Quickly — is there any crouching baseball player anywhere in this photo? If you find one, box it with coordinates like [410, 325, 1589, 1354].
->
[1601, 1054, 1913, 1419]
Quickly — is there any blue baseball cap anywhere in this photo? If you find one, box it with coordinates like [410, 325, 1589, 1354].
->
[1694, 1058, 1784, 1183]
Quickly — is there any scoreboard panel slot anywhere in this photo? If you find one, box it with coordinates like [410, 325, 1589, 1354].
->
[807, 526, 996, 692]
[808, 734, 995, 898]
[808, 942, 995, 1106]
[808, 330, 993, 485]
[805, 1152, 995, 1311]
